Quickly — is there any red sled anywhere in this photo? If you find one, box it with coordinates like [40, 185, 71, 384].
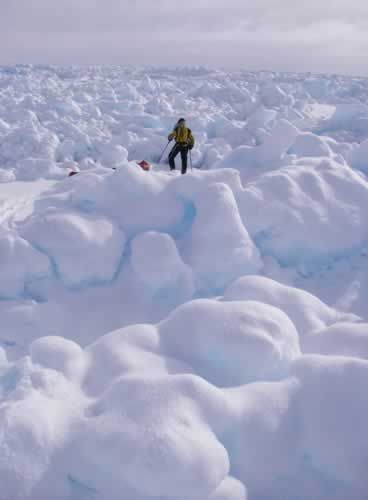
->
[137, 160, 151, 171]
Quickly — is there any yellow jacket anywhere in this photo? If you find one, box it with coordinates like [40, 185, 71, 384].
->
[168, 126, 195, 147]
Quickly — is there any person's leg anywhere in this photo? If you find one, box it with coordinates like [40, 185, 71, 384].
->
[168, 144, 180, 170]
[180, 147, 188, 174]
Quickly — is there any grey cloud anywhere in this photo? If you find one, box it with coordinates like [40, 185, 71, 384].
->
[0, 0, 367, 75]
[2, 0, 368, 32]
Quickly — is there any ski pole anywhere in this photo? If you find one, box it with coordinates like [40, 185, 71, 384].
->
[158, 141, 170, 164]
[190, 149, 193, 171]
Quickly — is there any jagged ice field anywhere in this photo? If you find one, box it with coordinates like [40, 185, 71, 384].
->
[0, 65, 368, 500]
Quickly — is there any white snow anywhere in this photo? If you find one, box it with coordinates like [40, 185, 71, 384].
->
[223, 275, 358, 343]
[351, 138, 368, 172]
[130, 231, 195, 304]
[184, 182, 262, 292]
[0, 65, 368, 500]
[0, 229, 50, 298]
[159, 298, 300, 386]
[21, 211, 126, 288]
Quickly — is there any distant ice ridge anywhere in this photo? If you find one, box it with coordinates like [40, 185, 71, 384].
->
[1, 66, 368, 181]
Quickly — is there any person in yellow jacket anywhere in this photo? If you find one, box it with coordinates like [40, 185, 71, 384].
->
[168, 118, 195, 174]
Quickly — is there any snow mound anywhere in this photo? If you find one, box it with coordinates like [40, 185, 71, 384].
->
[185, 182, 262, 292]
[224, 275, 357, 340]
[291, 355, 368, 484]
[214, 120, 298, 178]
[289, 132, 332, 158]
[130, 231, 195, 304]
[0, 166, 263, 328]
[16, 158, 65, 181]
[260, 83, 291, 108]
[160, 299, 300, 386]
[75, 375, 232, 499]
[21, 211, 126, 288]
[0, 229, 50, 298]
[31, 336, 87, 381]
[0, 111, 59, 166]
[320, 103, 368, 134]
[1, 312, 368, 500]
[305, 322, 368, 358]
[238, 158, 368, 266]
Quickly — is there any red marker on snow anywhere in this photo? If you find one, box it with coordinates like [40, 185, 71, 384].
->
[137, 160, 151, 171]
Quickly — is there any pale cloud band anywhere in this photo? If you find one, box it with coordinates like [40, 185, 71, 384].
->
[1, 0, 366, 75]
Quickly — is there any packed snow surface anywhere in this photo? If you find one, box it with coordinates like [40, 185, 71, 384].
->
[0, 65, 368, 500]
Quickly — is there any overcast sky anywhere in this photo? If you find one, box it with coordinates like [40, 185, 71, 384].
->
[1, 0, 367, 75]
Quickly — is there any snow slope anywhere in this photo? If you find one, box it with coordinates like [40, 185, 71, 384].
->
[0, 65, 368, 500]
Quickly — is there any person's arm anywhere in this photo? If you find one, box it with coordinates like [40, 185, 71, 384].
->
[168, 128, 177, 141]
[188, 131, 195, 149]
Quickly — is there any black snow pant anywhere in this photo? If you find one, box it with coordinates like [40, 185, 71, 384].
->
[169, 143, 189, 174]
